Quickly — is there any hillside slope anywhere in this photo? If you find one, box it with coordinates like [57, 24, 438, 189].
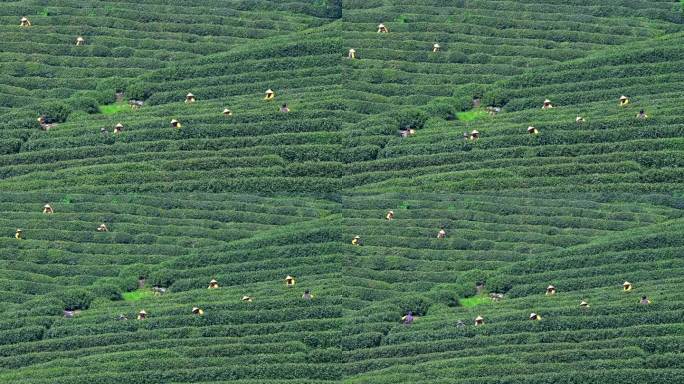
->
[0, 1, 683, 383]
[0, 192, 682, 383]
[0, 0, 682, 193]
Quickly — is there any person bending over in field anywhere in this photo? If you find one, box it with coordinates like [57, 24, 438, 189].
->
[402, 311, 414, 325]
[640, 296, 651, 305]
[437, 228, 447, 239]
[636, 110, 648, 120]
[399, 128, 415, 138]
[37, 115, 55, 131]
[264, 89, 275, 100]
[351, 235, 362, 246]
[486, 107, 501, 116]
[285, 275, 296, 287]
[137, 310, 147, 320]
[619, 96, 629, 106]
[302, 289, 313, 300]
[280, 104, 290, 113]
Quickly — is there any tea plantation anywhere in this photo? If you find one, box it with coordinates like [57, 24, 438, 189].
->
[0, 1, 683, 383]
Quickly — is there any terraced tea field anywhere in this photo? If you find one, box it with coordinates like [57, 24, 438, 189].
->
[0, 0, 682, 383]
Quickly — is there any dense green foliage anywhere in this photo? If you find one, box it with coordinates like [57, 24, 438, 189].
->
[0, 0, 682, 383]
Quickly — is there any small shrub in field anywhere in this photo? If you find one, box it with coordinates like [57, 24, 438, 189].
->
[395, 108, 429, 130]
[68, 96, 100, 114]
[57, 288, 95, 310]
[38, 101, 72, 123]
